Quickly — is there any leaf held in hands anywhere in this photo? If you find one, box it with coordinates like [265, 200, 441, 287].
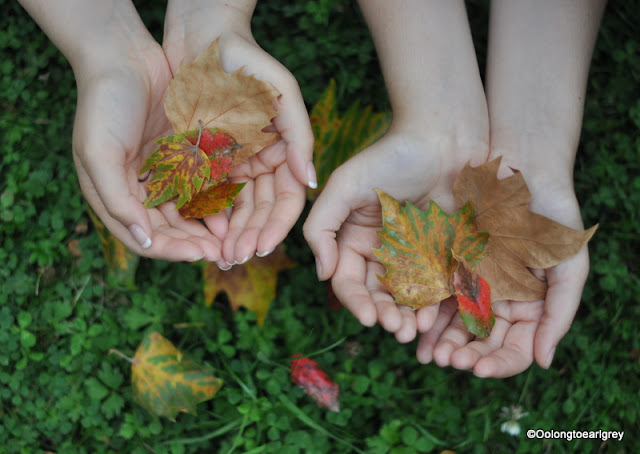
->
[373, 190, 489, 309]
[202, 245, 294, 326]
[140, 140, 211, 209]
[178, 182, 246, 219]
[130, 331, 223, 420]
[453, 157, 598, 301]
[453, 252, 494, 337]
[308, 79, 391, 199]
[290, 354, 340, 412]
[164, 38, 280, 161]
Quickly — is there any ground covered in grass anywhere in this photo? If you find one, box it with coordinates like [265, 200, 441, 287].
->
[1, 1, 638, 453]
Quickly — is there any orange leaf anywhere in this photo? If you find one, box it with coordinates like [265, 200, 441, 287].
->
[164, 38, 280, 162]
[452, 252, 494, 337]
[453, 157, 598, 301]
[373, 190, 489, 309]
[178, 181, 246, 219]
[128, 332, 223, 420]
[202, 245, 294, 326]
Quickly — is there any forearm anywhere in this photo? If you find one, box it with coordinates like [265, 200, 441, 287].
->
[357, 0, 487, 139]
[486, 0, 606, 177]
[18, 0, 153, 76]
[164, 0, 257, 61]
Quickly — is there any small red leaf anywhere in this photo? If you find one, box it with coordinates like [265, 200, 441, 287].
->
[453, 252, 494, 337]
[290, 354, 339, 412]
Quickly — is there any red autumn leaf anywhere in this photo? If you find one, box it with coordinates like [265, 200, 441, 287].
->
[290, 354, 340, 412]
[327, 285, 342, 311]
[183, 128, 240, 181]
[453, 252, 494, 337]
[178, 181, 246, 219]
[140, 138, 210, 209]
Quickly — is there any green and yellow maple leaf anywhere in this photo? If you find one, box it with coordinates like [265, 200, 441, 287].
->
[373, 190, 489, 309]
[140, 140, 211, 209]
[308, 79, 390, 199]
[203, 245, 294, 326]
[125, 331, 223, 420]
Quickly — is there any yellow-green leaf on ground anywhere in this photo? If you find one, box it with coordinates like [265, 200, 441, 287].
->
[373, 190, 489, 309]
[128, 331, 222, 420]
[453, 157, 598, 301]
[164, 38, 280, 162]
[87, 205, 139, 290]
[308, 79, 390, 199]
[203, 245, 294, 326]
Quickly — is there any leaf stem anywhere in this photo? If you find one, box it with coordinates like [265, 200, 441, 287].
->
[195, 120, 204, 149]
[108, 348, 137, 364]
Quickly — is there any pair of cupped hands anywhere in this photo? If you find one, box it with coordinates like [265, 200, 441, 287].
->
[75, 7, 588, 379]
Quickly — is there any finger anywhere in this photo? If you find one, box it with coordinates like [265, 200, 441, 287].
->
[331, 246, 378, 327]
[534, 251, 589, 369]
[416, 298, 458, 364]
[221, 178, 254, 265]
[472, 320, 539, 378]
[203, 209, 230, 241]
[231, 172, 276, 264]
[255, 162, 305, 257]
[365, 261, 402, 333]
[416, 305, 441, 333]
[448, 316, 512, 371]
[303, 167, 361, 280]
[432, 313, 475, 367]
[394, 306, 418, 344]
[157, 201, 222, 261]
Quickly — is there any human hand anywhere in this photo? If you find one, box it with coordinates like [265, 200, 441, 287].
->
[163, 1, 315, 268]
[304, 128, 488, 343]
[416, 157, 590, 377]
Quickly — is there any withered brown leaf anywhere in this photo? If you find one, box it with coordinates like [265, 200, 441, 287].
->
[453, 157, 597, 301]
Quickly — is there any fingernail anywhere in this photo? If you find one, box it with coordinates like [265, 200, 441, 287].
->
[129, 224, 151, 249]
[314, 257, 323, 280]
[218, 263, 232, 271]
[237, 255, 250, 265]
[190, 255, 205, 262]
[307, 162, 318, 189]
[544, 347, 556, 369]
[256, 249, 273, 257]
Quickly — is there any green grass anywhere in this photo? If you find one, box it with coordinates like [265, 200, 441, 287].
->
[1, 0, 638, 453]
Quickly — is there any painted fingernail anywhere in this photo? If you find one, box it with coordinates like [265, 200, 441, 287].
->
[256, 249, 274, 258]
[544, 347, 556, 369]
[307, 162, 318, 189]
[129, 224, 151, 249]
[237, 255, 250, 265]
[190, 254, 205, 262]
[314, 257, 323, 280]
[218, 263, 232, 271]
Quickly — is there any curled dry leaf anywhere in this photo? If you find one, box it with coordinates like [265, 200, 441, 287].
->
[453, 157, 598, 301]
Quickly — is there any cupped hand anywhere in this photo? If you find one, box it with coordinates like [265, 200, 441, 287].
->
[73, 40, 223, 262]
[417, 161, 590, 377]
[163, 6, 314, 267]
[304, 129, 488, 342]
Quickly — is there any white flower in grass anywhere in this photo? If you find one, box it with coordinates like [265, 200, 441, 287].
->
[499, 405, 529, 437]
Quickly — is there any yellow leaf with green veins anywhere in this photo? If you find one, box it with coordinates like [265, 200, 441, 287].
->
[131, 331, 222, 420]
[373, 190, 489, 309]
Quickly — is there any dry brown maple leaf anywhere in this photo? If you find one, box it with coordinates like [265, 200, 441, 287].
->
[453, 157, 598, 301]
[164, 38, 281, 163]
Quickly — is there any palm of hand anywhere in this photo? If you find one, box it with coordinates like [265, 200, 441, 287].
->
[417, 186, 589, 378]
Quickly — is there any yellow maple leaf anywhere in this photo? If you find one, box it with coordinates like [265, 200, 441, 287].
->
[203, 245, 294, 326]
[128, 331, 223, 420]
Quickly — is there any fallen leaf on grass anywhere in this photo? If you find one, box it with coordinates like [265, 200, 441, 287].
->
[110, 331, 222, 420]
[290, 354, 340, 412]
[373, 190, 489, 309]
[308, 79, 390, 199]
[202, 245, 294, 326]
[453, 157, 598, 301]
